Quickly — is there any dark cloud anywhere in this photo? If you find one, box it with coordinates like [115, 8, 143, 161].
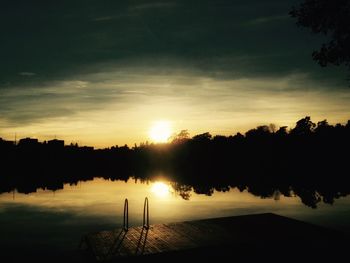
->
[1, 0, 346, 88]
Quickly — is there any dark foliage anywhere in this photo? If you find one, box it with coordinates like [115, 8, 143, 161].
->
[290, 0, 350, 72]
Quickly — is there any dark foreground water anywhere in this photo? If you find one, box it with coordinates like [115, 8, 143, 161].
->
[0, 177, 349, 261]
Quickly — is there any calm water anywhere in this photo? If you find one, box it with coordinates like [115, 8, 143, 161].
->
[0, 176, 350, 259]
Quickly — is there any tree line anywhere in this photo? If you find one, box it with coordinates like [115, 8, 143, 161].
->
[0, 116, 349, 208]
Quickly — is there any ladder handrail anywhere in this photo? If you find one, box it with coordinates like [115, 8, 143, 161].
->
[143, 197, 149, 229]
[123, 198, 129, 231]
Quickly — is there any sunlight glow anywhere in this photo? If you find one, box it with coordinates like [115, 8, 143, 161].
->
[149, 121, 172, 143]
[151, 182, 171, 198]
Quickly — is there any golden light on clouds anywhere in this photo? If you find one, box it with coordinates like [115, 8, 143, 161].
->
[149, 121, 172, 143]
[1, 70, 350, 149]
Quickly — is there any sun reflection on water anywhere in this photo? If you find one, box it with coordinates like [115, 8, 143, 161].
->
[150, 182, 171, 198]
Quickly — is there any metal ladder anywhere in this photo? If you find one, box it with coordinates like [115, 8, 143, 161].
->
[123, 198, 129, 231]
[122, 197, 149, 231]
[143, 197, 149, 229]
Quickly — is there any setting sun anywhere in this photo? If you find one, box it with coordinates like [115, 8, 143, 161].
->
[149, 121, 172, 143]
[151, 182, 171, 198]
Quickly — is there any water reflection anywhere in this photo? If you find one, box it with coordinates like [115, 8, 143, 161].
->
[1, 177, 349, 262]
[151, 182, 171, 198]
[1, 170, 347, 209]
[1, 177, 350, 229]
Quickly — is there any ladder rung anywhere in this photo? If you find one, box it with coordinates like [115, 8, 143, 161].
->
[143, 197, 149, 229]
[123, 198, 129, 231]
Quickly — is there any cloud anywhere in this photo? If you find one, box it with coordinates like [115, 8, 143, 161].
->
[19, 72, 36, 76]
[1, 66, 349, 147]
[131, 2, 178, 11]
[1, 0, 344, 90]
[1, 67, 349, 127]
[92, 16, 116, 22]
[245, 15, 290, 26]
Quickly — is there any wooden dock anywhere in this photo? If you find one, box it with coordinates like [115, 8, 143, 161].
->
[80, 213, 347, 262]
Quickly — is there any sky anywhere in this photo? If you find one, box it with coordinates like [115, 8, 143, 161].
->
[1, 0, 349, 148]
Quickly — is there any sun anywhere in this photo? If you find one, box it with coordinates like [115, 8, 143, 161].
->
[149, 121, 172, 143]
[151, 182, 171, 198]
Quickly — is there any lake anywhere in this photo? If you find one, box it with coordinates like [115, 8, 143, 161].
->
[0, 176, 349, 261]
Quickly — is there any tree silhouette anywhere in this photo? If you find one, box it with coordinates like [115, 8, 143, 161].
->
[171, 130, 190, 144]
[192, 132, 212, 141]
[290, 0, 350, 72]
[276, 126, 288, 137]
[290, 116, 316, 136]
[0, 116, 349, 208]
[245, 125, 272, 138]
